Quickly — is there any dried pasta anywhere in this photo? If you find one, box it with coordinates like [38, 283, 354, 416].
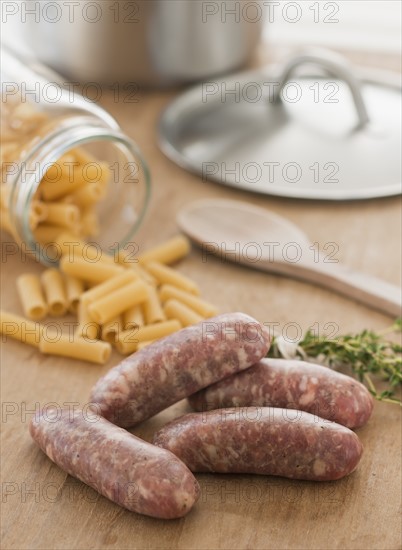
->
[60, 256, 124, 284]
[116, 319, 181, 355]
[88, 279, 149, 325]
[123, 304, 144, 329]
[39, 173, 84, 202]
[159, 284, 218, 318]
[41, 269, 67, 316]
[145, 262, 200, 295]
[101, 316, 123, 344]
[44, 202, 80, 229]
[163, 299, 203, 327]
[64, 275, 85, 314]
[138, 235, 190, 265]
[34, 224, 80, 245]
[2, 231, 219, 361]
[76, 302, 99, 340]
[29, 201, 48, 230]
[80, 208, 100, 237]
[143, 286, 166, 324]
[39, 334, 111, 365]
[55, 232, 114, 264]
[81, 271, 138, 305]
[0, 310, 41, 347]
[68, 182, 105, 208]
[16, 273, 48, 320]
[132, 263, 158, 286]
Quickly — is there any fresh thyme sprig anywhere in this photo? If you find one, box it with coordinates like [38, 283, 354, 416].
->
[268, 318, 402, 406]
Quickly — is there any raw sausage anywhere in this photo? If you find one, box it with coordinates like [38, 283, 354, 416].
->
[188, 358, 373, 429]
[90, 312, 271, 427]
[153, 407, 363, 481]
[29, 407, 200, 519]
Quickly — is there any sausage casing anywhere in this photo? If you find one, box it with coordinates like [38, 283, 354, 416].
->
[30, 408, 200, 519]
[153, 407, 363, 481]
[188, 358, 373, 429]
[90, 312, 271, 427]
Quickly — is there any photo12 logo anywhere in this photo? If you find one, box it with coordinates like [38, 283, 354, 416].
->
[202, 80, 340, 104]
[201, 1, 340, 24]
[1, 1, 140, 24]
[1, 80, 141, 105]
[200, 240, 340, 268]
[202, 161, 340, 186]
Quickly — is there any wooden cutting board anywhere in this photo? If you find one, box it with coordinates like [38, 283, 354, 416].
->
[1, 50, 401, 550]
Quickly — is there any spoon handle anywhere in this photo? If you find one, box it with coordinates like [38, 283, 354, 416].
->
[265, 260, 401, 317]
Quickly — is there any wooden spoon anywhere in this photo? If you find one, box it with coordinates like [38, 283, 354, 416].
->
[177, 198, 401, 317]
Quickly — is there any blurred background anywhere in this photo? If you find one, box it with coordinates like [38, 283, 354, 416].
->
[265, 1, 400, 54]
[2, 1, 401, 84]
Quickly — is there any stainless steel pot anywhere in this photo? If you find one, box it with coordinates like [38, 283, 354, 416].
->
[23, 0, 264, 86]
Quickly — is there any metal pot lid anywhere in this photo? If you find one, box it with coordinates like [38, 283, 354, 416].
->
[159, 50, 401, 200]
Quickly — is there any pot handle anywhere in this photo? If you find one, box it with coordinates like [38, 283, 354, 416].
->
[272, 49, 370, 128]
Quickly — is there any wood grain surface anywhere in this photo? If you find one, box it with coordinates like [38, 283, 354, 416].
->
[1, 48, 401, 550]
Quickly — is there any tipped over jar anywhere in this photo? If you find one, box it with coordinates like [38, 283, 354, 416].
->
[1, 47, 151, 266]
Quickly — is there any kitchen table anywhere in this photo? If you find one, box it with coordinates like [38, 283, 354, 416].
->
[1, 48, 401, 550]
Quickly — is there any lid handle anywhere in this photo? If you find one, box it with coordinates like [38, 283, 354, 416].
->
[273, 49, 370, 128]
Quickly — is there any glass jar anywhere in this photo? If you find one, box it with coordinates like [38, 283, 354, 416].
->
[1, 46, 151, 266]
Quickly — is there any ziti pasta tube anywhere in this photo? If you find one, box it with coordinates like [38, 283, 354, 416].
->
[163, 299, 203, 327]
[44, 202, 80, 229]
[34, 224, 80, 245]
[68, 182, 105, 208]
[71, 147, 97, 166]
[80, 208, 100, 237]
[143, 286, 166, 324]
[159, 284, 218, 318]
[60, 256, 124, 284]
[88, 279, 149, 325]
[55, 233, 115, 265]
[145, 262, 200, 295]
[16, 273, 48, 320]
[0, 310, 41, 347]
[123, 304, 144, 329]
[39, 334, 111, 365]
[29, 201, 48, 230]
[138, 236, 190, 265]
[131, 263, 158, 287]
[80, 271, 138, 305]
[39, 173, 84, 201]
[41, 269, 67, 317]
[116, 319, 182, 355]
[64, 275, 85, 314]
[101, 316, 123, 344]
[76, 302, 99, 341]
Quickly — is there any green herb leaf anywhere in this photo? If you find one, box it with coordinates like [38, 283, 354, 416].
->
[268, 319, 402, 406]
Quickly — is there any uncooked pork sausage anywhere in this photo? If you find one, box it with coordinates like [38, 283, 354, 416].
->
[153, 407, 363, 481]
[188, 358, 373, 428]
[90, 313, 271, 427]
[30, 407, 200, 519]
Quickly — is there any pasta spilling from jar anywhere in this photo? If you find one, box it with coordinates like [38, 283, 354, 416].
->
[1, 236, 219, 364]
[1, 98, 217, 365]
[1, 96, 111, 244]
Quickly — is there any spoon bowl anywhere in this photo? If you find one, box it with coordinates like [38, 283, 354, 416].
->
[178, 198, 401, 317]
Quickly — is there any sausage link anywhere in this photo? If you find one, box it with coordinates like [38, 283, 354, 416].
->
[153, 407, 363, 481]
[29, 408, 200, 519]
[188, 358, 373, 429]
[90, 312, 271, 427]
